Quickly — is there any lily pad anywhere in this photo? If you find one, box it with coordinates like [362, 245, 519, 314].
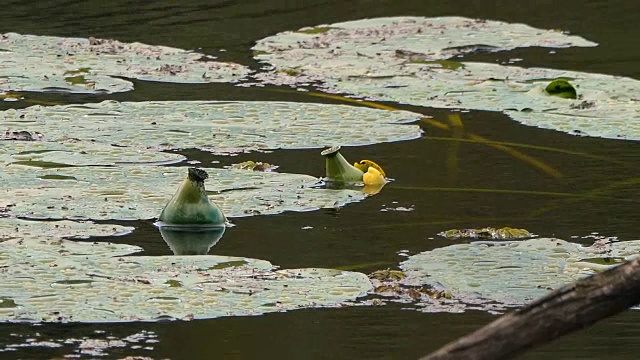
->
[0, 218, 136, 257]
[254, 16, 596, 79]
[400, 238, 640, 306]
[0, 101, 422, 154]
[0, 165, 366, 220]
[0, 237, 372, 323]
[253, 17, 640, 140]
[0, 140, 185, 166]
[0, 33, 250, 94]
[327, 62, 640, 140]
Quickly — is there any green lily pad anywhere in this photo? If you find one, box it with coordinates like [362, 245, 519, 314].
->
[0, 140, 185, 166]
[545, 79, 578, 99]
[0, 100, 422, 154]
[0, 165, 366, 220]
[0, 33, 250, 94]
[0, 236, 372, 323]
[400, 238, 640, 306]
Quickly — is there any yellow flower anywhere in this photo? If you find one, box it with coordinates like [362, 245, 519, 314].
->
[363, 166, 386, 186]
[353, 159, 386, 178]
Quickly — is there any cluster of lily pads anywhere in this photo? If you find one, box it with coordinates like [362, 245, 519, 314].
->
[1, 16, 637, 324]
[253, 16, 640, 140]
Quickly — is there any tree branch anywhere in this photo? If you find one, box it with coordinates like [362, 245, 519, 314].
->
[422, 256, 640, 360]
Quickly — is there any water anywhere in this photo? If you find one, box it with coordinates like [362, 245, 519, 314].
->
[0, 0, 638, 358]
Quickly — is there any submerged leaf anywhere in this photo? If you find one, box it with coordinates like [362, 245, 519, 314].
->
[401, 238, 640, 306]
[229, 160, 278, 172]
[438, 227, 533, 240]
[0, 100, 422, 154]
[0, 237, 372, 323]
[0, 33, 250, 94]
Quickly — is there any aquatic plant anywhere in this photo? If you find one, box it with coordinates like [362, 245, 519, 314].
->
[158, 168, 226, 226]
[321, 146, 364, 183]
[0, 33, 250, 94]
[253, 16, 640, 140]
[0, 100, 422, 154]
[400, 237, 640, 306]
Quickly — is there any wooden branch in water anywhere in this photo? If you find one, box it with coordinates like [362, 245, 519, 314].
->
[421, 256, 640, 360]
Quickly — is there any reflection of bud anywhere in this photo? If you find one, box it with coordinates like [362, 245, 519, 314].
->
[158, 225, 226, 255]
[321, 146, 364, 183]
[159, 168, 226, 226]
[362, 182, 386, 195]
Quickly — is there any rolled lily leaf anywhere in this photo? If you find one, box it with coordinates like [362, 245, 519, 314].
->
[545, 79, 577, 99]
[158, 225, 226, 255]
[158, 168, 226, 226]
[321, 146, 364, 183]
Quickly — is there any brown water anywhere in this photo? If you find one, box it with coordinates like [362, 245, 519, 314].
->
[1, 0, 639, 359]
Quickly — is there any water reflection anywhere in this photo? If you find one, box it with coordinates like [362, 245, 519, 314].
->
[156, 223, 226, 255]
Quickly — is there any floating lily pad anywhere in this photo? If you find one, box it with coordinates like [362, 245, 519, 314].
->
[0, 33, 250, 94]
[400, 238, 640, 306]
[328, 63, 640, 140]
[254, 16, 596, 79]
[0, 101, 422, 154]
[0, 165, 366, 220]
[0, 140, 185, 166]
[0, 237, 372, 323]
[0, 219, 134, 242]
[253, 17, 640, 140]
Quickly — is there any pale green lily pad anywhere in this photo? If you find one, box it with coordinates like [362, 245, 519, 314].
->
[400, 238, 640, 306]
[0, 33, 250, 94]
[328, 62, 640, 140]
[0, 237, 372, 323]
[0, 165, 366, 220]
[0, 140, 185, 166]
[253, 17, 640, 140]
[0, 217, 134, 242]
[253, 16, 595, 83]
[0, 101, 422, 154]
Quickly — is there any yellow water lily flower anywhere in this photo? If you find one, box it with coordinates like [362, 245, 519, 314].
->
[354, 159, 386, 178]
[362, 166, 386, 186]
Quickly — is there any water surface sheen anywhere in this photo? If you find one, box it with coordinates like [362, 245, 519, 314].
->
[1, 1, 639, 359]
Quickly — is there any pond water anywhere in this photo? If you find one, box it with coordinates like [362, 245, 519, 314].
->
[0, 0, 638, 358]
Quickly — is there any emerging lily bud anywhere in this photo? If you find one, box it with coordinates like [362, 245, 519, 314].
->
[321, 146, 364, 183]
[158, 168, 226, 226]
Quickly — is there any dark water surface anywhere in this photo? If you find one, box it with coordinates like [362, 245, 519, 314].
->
[1, 0, 639, 359]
